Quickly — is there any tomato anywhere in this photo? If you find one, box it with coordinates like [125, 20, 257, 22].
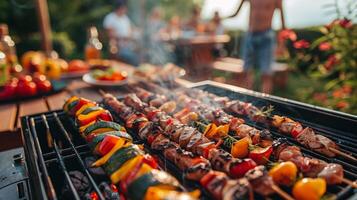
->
[98, 135, 120, 156]
[68, 59, 89, 72]
[36, 80, 52, 93]
[292, 178, 326, 200]
[18, 75, 32, 83]
[230, 158, 257, 178]
[33, 73, 47, 83]
[248, 145, 273, 165]
[291, 123, 303, 138]
[268, 161, 298, 186]
[0, 80, 18, 100]
[16, 81, 37, 97]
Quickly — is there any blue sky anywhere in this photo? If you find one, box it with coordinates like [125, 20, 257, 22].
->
[201, 0, 355, 30]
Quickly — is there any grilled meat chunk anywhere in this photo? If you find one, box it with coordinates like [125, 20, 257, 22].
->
[245, 166, 275, 196]
[318, 163, 344, 185]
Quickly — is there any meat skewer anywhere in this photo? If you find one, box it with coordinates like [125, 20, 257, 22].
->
[102, 92, 295, 200]
[185, 88, 356, 162]
[131, 87, 357, 188]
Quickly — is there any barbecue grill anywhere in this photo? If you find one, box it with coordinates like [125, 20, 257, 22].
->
[19, 81, 356, 200]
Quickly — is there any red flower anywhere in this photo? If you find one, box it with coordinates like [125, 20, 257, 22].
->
[293, 39, 310, 49]
[318, 42, 331, 51]
[324, 54, 338, 71]
[336, 101, 349, 109]
[278, 29, 297, 42]
[339, 18, 353, 29]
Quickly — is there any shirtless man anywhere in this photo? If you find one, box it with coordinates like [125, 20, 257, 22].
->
[229, 0, 286, 93]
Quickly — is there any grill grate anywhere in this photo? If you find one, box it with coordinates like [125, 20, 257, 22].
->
[19, 82, 357, 200]
[22, 112, 109, 200]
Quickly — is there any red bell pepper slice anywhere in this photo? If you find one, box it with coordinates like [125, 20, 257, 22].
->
[291, 123, 303, 138]
[248, 145, 273, 165]
[98, 135, 120, 156]
[230, 159, 257, 178]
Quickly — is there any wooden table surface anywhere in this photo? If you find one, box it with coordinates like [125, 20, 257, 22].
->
[0, 61, 180, 151]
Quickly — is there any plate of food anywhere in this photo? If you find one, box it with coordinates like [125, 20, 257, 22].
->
[0, 73, 67, 104]
[133, 63, 185, 83]
[82, 68, 128, 87]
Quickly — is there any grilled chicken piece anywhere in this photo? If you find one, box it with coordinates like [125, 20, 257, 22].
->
[279, 121, 296, 134]
[245, 166, 275, 196]
[151, 134, 170, 151]
[298, 157, 327, 177]
[278, 146, 303, 164]
[149, 95, 167, 107]
[297, 128, 336, 157]
[205, 172, 229, 200]
[138, 121, 153, 139]
[318, 163, 344, 185]
[124, 94, 146, 111]
[225, 100, 246, 115]
[179, 127, 197, 148]
[235, 124, 254, 138]
[222, 178, 253, 200]
[208, 148, 234, 173]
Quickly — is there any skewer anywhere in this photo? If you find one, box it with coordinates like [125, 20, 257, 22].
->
[129, 88, 357, 188]
[271, 184, 295, 200]
[339, 177, 357, 188]
[329, 147, 357, 162]
[98, 89, 106, 96]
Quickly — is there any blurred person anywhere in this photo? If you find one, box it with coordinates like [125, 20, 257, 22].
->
[208, 11, 224, 35]
[208, 11, 226, 57]
[228, 0, 286, 93]
[103, 0, 139, 66]
[185, 5, 205, 33]
[145, 7, 172, 65]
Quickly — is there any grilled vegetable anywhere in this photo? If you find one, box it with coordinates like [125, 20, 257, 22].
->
[268, 161, 298, 186]
[292, 178, 326, 200]
[231, 137, 251, 158]
[127, 170, 180, 200]
[76, 108, 113, 127]
[230, 158, 257, 178]
[144, 186, 199, 200]
[110, 155, 146, 184]
[248, 145, 273, 165]
[83, 121, 126, 138]
[64, 96, 96, 115]
[91, 137, 130, 167]
[203, 123, 218, 139]
[104, 145, 144, 175]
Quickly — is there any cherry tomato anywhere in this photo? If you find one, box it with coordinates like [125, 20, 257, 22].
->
[248, 145, 273, 165]
[17, 81, 37, 97]
[36, 80, 52, 93]
[0, 80, 18, 100]
[230, 158, 257, 178]
[33, 73, 47, 84]
[18, 75, 32, 83]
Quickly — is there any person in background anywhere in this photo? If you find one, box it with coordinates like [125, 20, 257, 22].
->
[145, 7, 172, 65]
[209, 11, 224, 35]
[103, 0, 139, 66]
[228, 0, 286, 93]
[185, 6, 205, 33]
[208, 11, 226, 57]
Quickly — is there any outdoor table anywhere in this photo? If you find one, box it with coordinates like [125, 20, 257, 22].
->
[164, 34, 230, 81]
[0, 61, 193, 151]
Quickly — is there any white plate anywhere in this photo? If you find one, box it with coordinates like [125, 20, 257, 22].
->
[82, 73, 128, 87]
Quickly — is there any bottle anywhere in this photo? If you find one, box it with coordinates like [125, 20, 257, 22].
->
[0, 24, 22, 73]
[85, 26, 102, 61]
[0, 51, 9, 86]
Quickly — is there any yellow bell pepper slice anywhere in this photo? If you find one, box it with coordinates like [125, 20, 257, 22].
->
[216, 124, 230, 137]
[63, 96, 78, 112]
[133, 163, 154, 180]
[75, 103, 99, 117]
[79, 121, 96, 133]
[204, 123, 218, 139]
[110, 155, 144, 184]
[91, 138, 127, 167]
